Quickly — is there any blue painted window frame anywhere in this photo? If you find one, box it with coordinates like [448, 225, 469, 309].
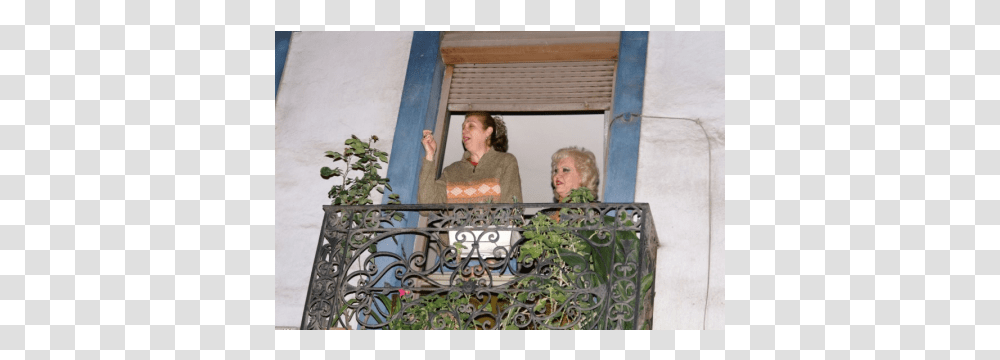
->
[604, 32, 648, 203]
[385, 31, 648, 205]
[372, 32, 648, 325]
[357, 31, 445, 329]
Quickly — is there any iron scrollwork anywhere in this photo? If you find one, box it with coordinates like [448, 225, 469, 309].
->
[300, 203, 658, 330]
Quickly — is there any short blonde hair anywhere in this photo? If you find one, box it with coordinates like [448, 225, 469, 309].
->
[551, 147, 600, 201]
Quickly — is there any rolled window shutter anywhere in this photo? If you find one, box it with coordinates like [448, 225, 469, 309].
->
[446, 60, 616, 112]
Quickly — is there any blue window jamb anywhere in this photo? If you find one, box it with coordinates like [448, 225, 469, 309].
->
[275, 31, 295, 96]
[604, 31, 648, 203]
[369, 32, 444, 323]
[384, 31, 445, 208]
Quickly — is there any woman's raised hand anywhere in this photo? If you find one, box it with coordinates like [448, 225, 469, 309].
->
[421, 130, 437, 161]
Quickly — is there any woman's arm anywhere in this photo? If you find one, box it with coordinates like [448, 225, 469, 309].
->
[417, 130, 447, 204]
[417, 158, 447, 204]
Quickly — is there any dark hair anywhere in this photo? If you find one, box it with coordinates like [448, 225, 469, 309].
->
[465, 111, 508, 152]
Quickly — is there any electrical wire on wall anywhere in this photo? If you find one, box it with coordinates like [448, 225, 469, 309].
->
[613, 113, 717, 329]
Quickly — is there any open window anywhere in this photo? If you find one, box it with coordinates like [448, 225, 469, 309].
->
[442, 113, 606, 203]
[411, 32, 622, 280]
[428, 32, 622, 202]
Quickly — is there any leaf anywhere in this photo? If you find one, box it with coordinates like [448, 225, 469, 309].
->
[369, 244, 378, 254]
[614, 238, 626, 264]
[346, 138, 364, 153]
[557, 249, 587, 270]
[533, 299, 546, 313]
[320, 167, 335, 178]
[375, 293, 391, 307]
[542, 235, 561, 248]
[550, 289, 567, 303]
[640, 273, 654, 295]
[520, 244, 541, 261]
[376, 186, 384, 194]
[335, 299, 359, 320]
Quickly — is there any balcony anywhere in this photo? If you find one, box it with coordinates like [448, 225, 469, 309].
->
[300, 202, 658, 330]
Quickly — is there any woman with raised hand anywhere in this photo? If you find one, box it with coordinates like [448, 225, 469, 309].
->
[419, 111, 523, 205]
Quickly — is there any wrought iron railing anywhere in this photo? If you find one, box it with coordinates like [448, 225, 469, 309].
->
[300, 203, 658, 330]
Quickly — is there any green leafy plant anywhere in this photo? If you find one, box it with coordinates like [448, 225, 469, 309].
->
[334, 184, 654, 330]
[492, 188, 595, 329]
[500, 187, 655, 330]
[388, 290, 475, 330]
[322, 134, 405, 250]
[356, 290, 409, 328]
[321, 135, 406, 329]
[321, 135, 403, 216]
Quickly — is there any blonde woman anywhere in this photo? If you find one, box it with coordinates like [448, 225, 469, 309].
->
[551, 146, 600, 202]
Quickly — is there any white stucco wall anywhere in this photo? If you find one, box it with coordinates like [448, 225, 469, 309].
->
[274, 32, 413, 327]
[637, 32, 726, 329]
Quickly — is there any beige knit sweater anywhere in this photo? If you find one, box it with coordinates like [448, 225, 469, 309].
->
[418, 149, 523, 204]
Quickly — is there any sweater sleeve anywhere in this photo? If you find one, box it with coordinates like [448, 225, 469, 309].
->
[418, 158, 447, 204]
[500, 155, 523, 204]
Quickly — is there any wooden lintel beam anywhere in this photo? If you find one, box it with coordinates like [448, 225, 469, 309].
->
[441, 43, 620, 64]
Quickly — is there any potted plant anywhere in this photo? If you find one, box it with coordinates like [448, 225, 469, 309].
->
[380, 188, 655, 330]
[321, 134, 402, 209]
[500, 188, 655, 329]
[318, 134, 404, 330]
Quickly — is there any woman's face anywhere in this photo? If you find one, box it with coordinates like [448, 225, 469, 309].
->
[552, 156, 582, 201]
[462, 115, 492, 152]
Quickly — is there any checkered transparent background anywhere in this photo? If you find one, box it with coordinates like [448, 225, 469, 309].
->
[2, 0, 998, 358]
